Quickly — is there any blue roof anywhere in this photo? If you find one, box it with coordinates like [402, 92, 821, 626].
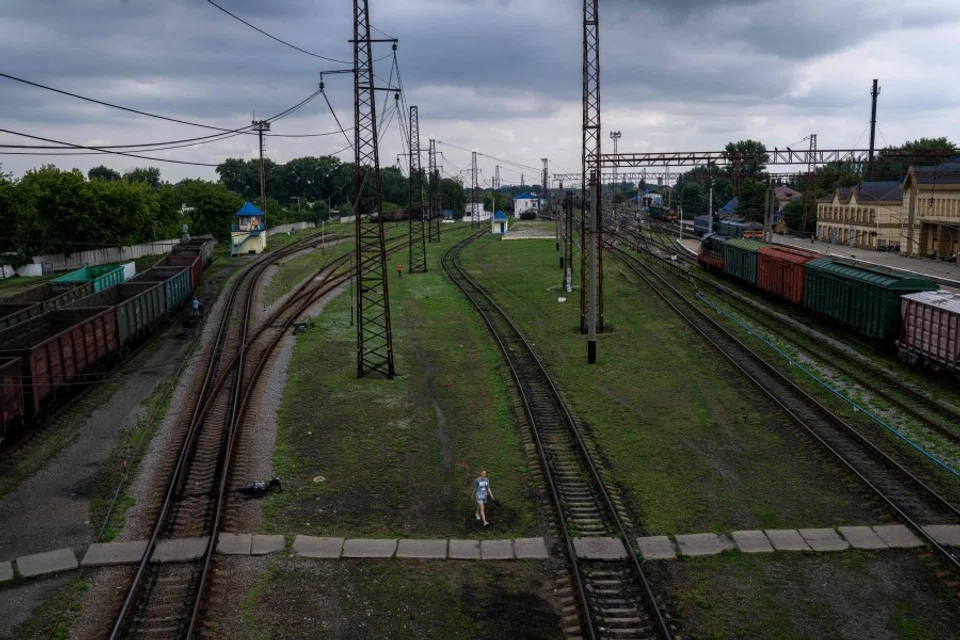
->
[235, 201, 265, 217]
[494, 210, 508, 220]
[441, 209, 454, 216]
[719, 198, 739, 213]
[515, 192, 536, 200]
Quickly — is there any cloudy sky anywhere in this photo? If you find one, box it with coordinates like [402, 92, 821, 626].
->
[2, 0, 960, 186]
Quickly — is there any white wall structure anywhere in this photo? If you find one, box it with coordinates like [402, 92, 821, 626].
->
[267, 221, 316, 236]
[514, 193, 540, 217]
[465, 203, 490, 221]
[29, 238, 183, 272]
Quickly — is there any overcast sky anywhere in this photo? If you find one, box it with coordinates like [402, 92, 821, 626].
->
[2, 0, 960, 186]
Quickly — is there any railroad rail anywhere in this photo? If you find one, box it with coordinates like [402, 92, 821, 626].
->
[606, 243, 960, 572]
[109, 232, 405, 639]
[442, 230, 672, 640]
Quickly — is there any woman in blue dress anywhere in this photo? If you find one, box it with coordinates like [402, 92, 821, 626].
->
[474, 470, 495, 526]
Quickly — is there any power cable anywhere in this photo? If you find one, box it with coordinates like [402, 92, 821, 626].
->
[320, 89, 354, 152]
[206, 0, 350, 64]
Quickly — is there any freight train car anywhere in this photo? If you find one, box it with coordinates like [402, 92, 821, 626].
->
[693, 215, 712, 237]
[698, 234, 726, 271]
[129, 267, 192, 311]
[52, 265, 125, 293]
[803, 260, 938, 342]
[756, 246, 819, 304]
[153, 255, 202, 292]
[3, 281, 93, 311]
[0, 308, 119, 419]
[64, 282, 166, 350]
[897, 291, 960, 372]
[170, 237, 216, 268]
[723, 238, 764, 285]
[0, 356, 25, 442]
[647, 204, 677, 222]
[0, 303, 44, 332]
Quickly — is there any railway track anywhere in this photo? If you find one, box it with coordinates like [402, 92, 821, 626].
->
[616, 224, 960, 449]
[108, 231, 404, 639]
[443, 230, 672, 640]
[606, 243, 960, 572]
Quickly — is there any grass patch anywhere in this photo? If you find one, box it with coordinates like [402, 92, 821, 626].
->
[263, 223, 541, 539]
[457, 236, 874, 535]
[244, 558, 559, 640]
[652, 550, 960, 639]
[10, 576, 88, 640]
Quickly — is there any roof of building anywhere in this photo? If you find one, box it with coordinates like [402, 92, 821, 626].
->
[515, 192, 537, 200]
[856, 181, 903, 203]
[905, 161, 960, 186]
[774, 186, 802, 200]
[235, 201, 265, 217]
[441, 209, 454, 216]
[493, 210, 508, 220]
[719, 198, 738, 213]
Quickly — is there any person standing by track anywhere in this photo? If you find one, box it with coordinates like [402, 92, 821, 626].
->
[396, 263, 403, 279]
[474, 470, 494, 527]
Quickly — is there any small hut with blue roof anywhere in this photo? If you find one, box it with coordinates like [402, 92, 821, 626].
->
[231, 201, 267, 256]
[491, 210, 509, 235]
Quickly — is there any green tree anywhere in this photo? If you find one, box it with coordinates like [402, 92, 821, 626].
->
[122, 166, 162, 190]
[873, 137, 956, 181]
[736, 179, 768, 222]
[679, 182, 704, 216]
[782, 198, 806, 231]
[179, 179, 243, 239]
[88, 165, 121, 181]
[440, 178, 466, 217]
[723, 140, 768, 180]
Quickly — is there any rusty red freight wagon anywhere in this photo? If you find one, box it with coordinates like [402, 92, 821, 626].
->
[0, 356, 25, 442]
[0, 308, 119, 419]
[153, 255, 202, 292]
[898, 291, 960, 372]
[756, 246, 819, 304]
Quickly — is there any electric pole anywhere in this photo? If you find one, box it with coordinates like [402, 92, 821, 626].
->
[407, 106, 426, 272]
[582, 0, 603, 356]
[564, 190, 574, 293]
[803, 134, 817, 235]
[352, 0, 395, 378]
[610, 131, 621, 222]
[493, 165, 500, 217]
[428, 138, 440, 242]
[471, 151, 479, 228]
[558, 180, 564, 267]
[868, 79, 881, 181]
[252, 119, 271, 214]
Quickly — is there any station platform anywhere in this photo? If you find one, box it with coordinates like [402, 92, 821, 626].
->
[675, 234, 960, 291]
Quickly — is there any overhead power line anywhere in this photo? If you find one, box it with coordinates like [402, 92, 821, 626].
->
[435, 140, 541, 173]
[206, 0, 351, 64]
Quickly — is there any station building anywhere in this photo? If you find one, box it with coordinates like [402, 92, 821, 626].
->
[901, 162, 960, 259]
[231, 201, 267, 256]
[514, 193, 540, 217]
[815, 182, 903, 250]
[491, 210, 509, 235]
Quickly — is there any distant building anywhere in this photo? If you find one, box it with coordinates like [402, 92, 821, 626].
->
[774, 185, 802, 207]
[465, 202, 490, 221]
[491, 210, 509, 235]
[816, 182, 903, 250]
[718, 198, 739, 216]
[231, 201, 267, 255]
[901, 162, 960, 259]
[514, 193, 539, 217]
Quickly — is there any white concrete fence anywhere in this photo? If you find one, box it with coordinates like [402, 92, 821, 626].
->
[266, 221, 316, 236]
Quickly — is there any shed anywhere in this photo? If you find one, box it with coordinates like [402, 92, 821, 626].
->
[231, 201, 267, 256]
[491, 210, 509, 235]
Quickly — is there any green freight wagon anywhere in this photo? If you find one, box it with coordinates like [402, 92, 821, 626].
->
[129, 267, 192, 311]
[722, 238, 765, 285]
[0, 303, 45, 332]
[64, 282, 166, 349]
[803, 259, 939, 341]
[3, 281, 93, 312]
[52, 265, 125, 293]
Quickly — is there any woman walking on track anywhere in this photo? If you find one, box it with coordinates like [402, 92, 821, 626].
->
[474, 470, 494, 526]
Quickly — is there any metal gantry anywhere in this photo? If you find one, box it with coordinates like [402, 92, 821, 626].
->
[493, 165, 500, 215]
[427, 138, 441, 242]
[471, 151, 479, 228]
[407, 105, 427, 272]
[564, 190, 575, 293]
[582, 0, 602, 360]
[803, 134, 817, 234]
[352, 0, 394, 378]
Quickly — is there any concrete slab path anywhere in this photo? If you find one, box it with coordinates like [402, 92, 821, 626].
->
[800, 528, 850, 552]
[480, 540, 514, 560]
[252, 534, 286, 555]
[873, 525, 924, 548]
[837, 526, 888, 550]
[396, 539, 447, 559]
[573, 537, 627, 560]
[676, 533, 736, 557]
[16, 548, 78, 578]
[342, 539, 397, 558]
[0, 561, 13, 583]
[217, 533, 252, 555]
[152, 537, 208, 563]
[765, 530, 811, 551]
[292, 536, 343, 559]
[732, 531, 775, 554]
[448, 540, 481, 560]
[514, 538, 549, 559]
[81, 541, 148, 567]
[637, 536, 677, 560]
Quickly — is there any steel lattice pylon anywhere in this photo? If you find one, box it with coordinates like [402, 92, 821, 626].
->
[581, 0, 603, 348]
[407, 106, 427, 272]
[353, 0, 394, 378]
[428, 138, 441, 242]
[564, 190, 574, 292]
[470, 152, 479, 228]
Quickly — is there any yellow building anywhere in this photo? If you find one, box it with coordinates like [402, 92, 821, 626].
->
[231, 201, 268, 256]
[900, 162, 960, 259]
[816, 181, 903, 250]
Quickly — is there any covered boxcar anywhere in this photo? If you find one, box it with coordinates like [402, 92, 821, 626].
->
[0, 302, 45, 332]
[756, 246, 819, 305]
[52, 265, 125, 293]
[718, 218, 763, 239]
[154, 255, 201, 292]
[0, 308, 119, 417]
[698, 234, 726, 271]
[3, 281, 93, 311]
[897, 291, 960, 372]
[130, 267, 192, 311]
[65, 282, 166, 349]
[170, 237, 216, 267]
[0, 356, 25, 442]
[723, 238, 765, 285]
[803, 260, 938, 341]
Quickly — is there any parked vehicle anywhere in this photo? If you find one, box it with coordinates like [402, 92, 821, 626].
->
[52, 265, 125, 293]
[897, 291, 960, 372]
